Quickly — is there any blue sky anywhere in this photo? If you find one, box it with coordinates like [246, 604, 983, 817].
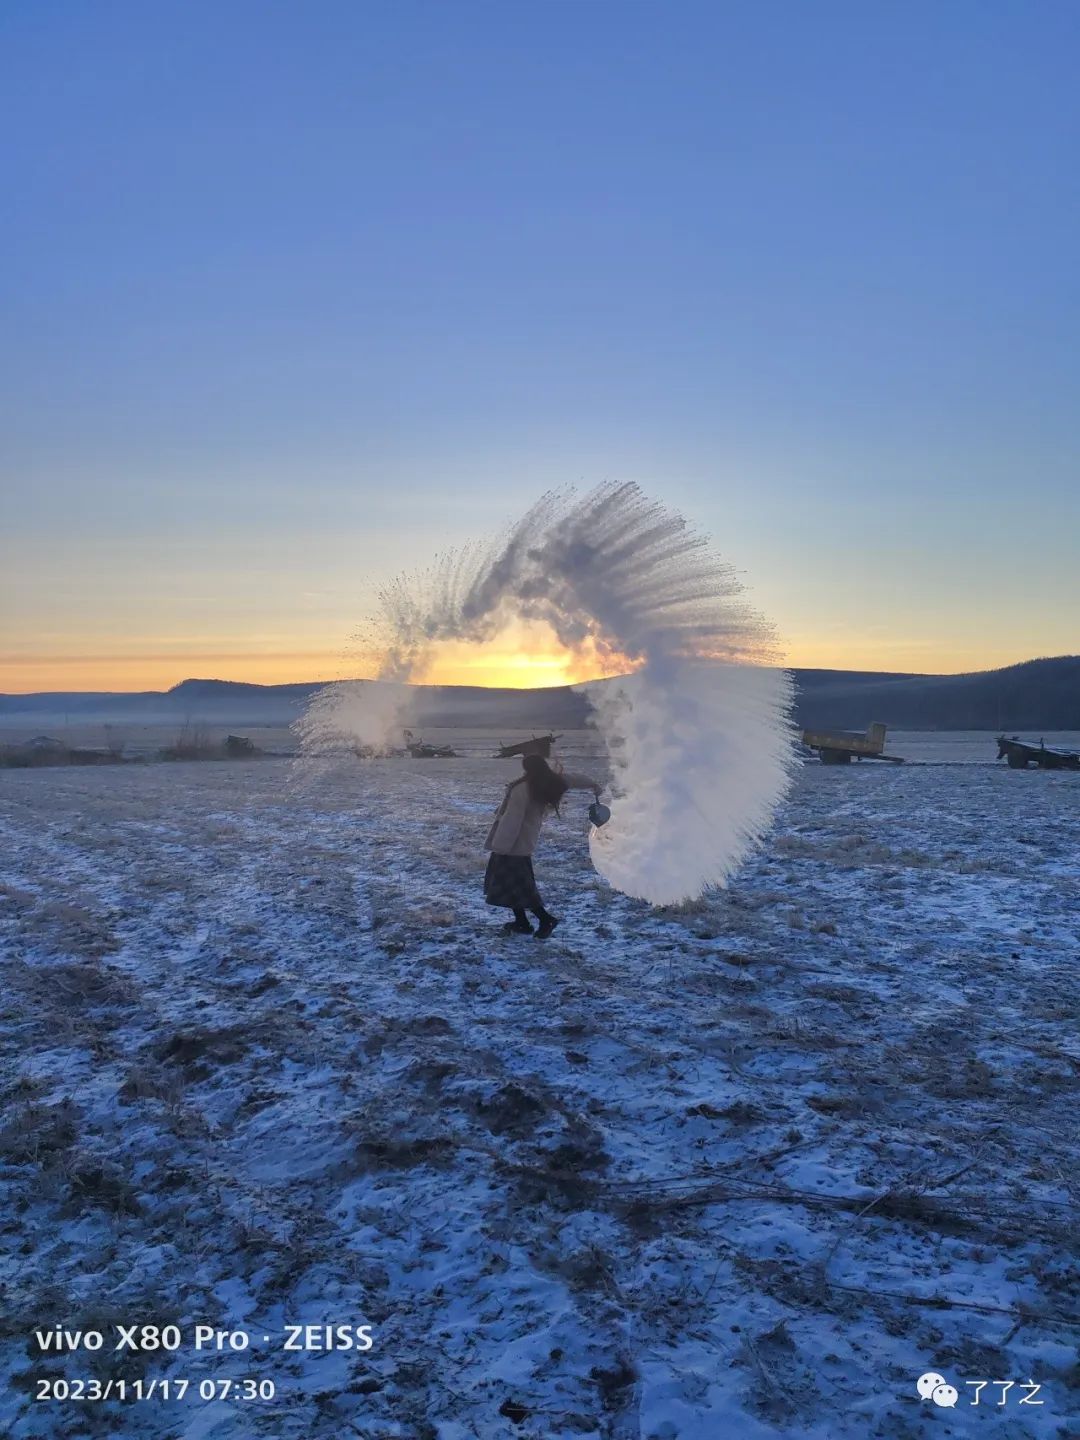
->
[2, 0, 1078, 689]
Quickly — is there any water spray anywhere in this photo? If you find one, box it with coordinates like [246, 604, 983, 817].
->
[299, 482, 797, 903]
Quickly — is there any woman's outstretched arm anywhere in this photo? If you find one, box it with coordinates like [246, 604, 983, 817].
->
[560, 771, 602, 796]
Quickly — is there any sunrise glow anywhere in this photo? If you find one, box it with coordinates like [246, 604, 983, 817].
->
[407, 620, 638, 690]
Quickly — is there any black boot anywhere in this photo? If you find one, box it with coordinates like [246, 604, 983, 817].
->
[533, 910, 559, 940]
[504, 908, 533, 935]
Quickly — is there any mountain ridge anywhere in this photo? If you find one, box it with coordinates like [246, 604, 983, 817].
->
[1, 655, 1077, 731]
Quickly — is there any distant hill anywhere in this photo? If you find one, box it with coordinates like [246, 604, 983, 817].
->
[791, 656, 1080, 731]
[0, 676, 592, 730]
[1, 656, 1077, 731]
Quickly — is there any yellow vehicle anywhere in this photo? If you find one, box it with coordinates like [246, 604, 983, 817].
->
[801, 721, 903, 765]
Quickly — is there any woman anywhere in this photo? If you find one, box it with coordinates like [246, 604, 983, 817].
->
[484, 754, 602, 938]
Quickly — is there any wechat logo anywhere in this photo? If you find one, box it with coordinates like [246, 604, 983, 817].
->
[917, 1372, 958, 1408]
[917, 1370, 1043, 1408]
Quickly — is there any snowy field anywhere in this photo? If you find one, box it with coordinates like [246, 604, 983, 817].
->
[1, 740, 1077, 1439]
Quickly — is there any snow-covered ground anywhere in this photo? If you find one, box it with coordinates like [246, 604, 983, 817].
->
[1, 741, 1077, 1439]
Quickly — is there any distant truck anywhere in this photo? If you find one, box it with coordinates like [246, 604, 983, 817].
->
[402, 729, 457, 759]
[801, 721, 904, 765]
[996, 735, 1079, 770]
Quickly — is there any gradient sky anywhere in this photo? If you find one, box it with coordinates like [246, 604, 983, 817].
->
[2, 0, 1078, 692]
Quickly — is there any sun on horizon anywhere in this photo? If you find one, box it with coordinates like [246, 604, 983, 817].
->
[375, 619, 640, 690]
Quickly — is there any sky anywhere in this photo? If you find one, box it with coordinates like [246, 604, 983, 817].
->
[1, 0, 1078, 692]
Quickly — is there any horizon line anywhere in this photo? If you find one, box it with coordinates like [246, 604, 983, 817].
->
[2, 652, 1078, 699]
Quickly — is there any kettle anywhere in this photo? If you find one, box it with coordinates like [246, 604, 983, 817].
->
[588, 800, 611, 827]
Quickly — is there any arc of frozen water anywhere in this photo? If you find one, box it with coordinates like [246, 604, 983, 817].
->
[298, 482, 798, 903]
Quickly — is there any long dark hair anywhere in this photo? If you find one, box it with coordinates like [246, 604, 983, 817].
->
[519, 754, 569, 812]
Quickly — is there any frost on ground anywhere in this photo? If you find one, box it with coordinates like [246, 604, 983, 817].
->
[0, 747, 1077, 1439]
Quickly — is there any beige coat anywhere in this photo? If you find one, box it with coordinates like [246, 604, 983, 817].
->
[484, 772, 599, 857]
